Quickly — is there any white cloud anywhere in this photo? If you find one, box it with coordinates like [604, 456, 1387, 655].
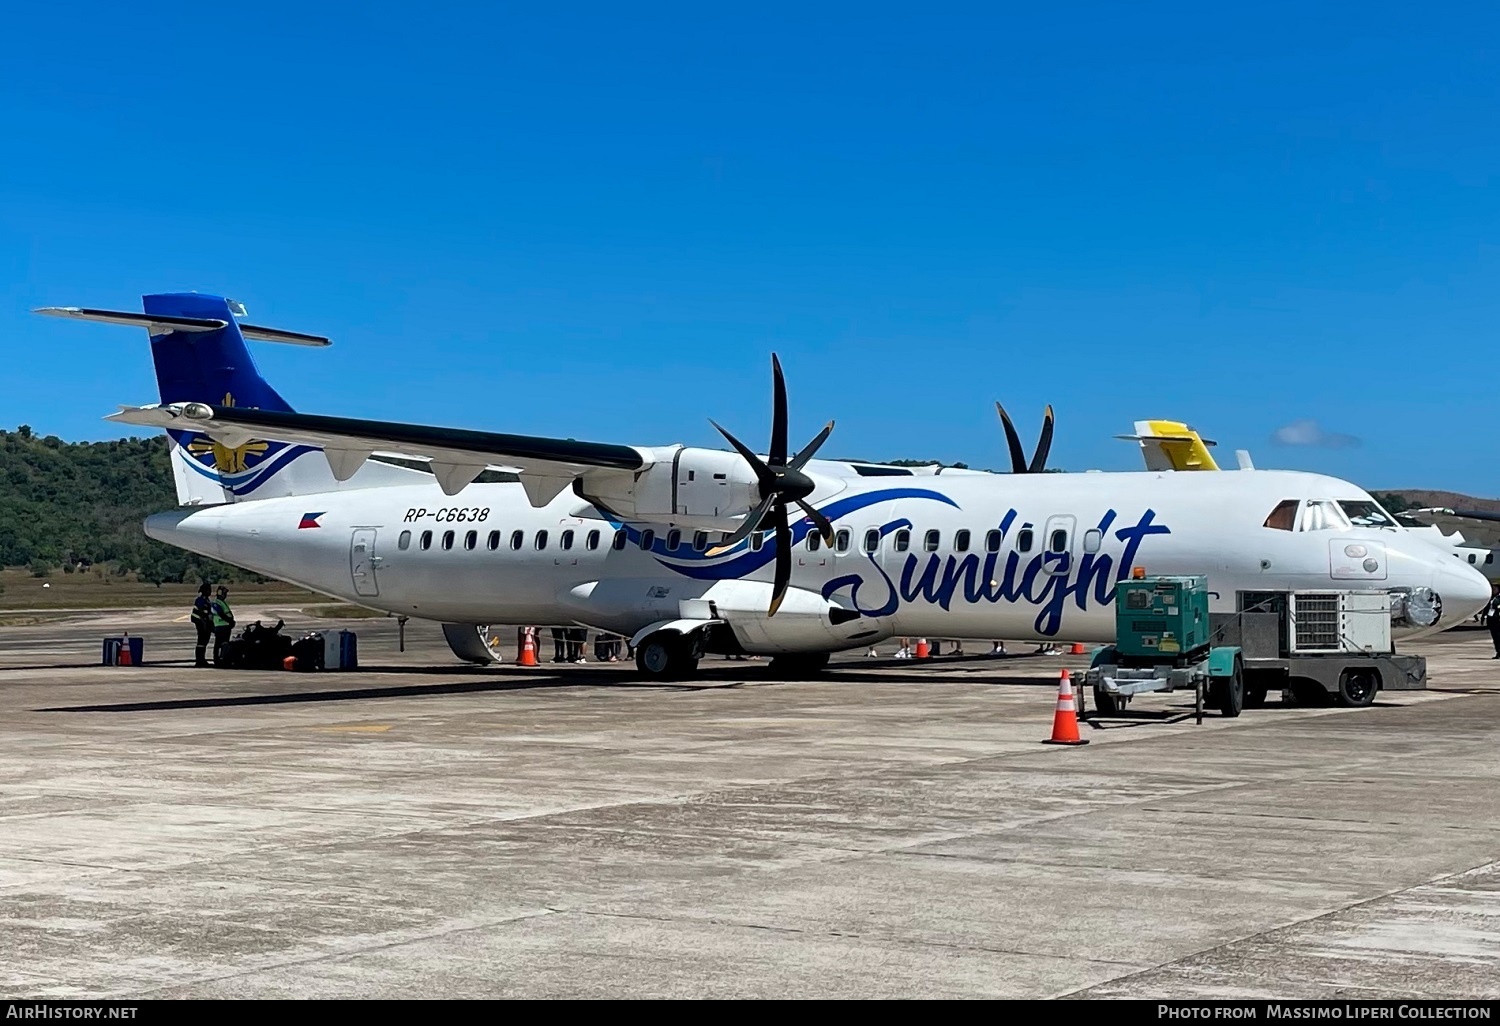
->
[1270, 419, 1360, 449]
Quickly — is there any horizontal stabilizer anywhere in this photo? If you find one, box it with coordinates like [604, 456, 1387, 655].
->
[35, 306, 330, 346]
[238, 323, 331, 347]
[35, 306, 226, 334]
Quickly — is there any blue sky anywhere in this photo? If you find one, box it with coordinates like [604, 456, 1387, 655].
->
[3, 3, 1497, 494]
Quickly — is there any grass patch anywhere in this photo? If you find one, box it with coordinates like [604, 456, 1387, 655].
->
[0, 567, 319, 611]
[300, 604, 392, 619]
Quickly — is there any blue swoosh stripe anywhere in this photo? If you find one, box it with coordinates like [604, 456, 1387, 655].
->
[636, 487, 960, 581]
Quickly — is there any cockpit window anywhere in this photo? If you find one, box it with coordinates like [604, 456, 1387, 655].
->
[1299, 499, 1350, 532]
[1338, 500, 1397, 528]
[1263, 500, 1299, 531]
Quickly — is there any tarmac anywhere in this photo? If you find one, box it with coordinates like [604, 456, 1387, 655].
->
[1, 606, 1498, 999]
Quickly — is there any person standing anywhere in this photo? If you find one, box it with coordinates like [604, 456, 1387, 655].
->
[210, 585, 235, 666]
[1488, 592, 1500, 659]
[551, 627, 567, 663]
[190, 583, 213, 667]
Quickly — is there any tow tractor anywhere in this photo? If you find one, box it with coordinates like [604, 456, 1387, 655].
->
[1085, 573, 1245, 723]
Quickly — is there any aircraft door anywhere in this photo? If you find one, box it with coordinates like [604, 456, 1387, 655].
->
[1042, 515, 1076, 576]
[350, 528, 380, 597]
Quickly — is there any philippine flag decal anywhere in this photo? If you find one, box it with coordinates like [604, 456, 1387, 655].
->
[298, 512, 326, 530]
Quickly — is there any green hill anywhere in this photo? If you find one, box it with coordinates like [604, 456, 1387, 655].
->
[0, 425, 259, 585]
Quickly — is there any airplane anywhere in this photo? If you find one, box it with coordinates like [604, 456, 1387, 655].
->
[1118, 421, 1500, 585]
[1393, 508, 1500, 584]
[37, 293, 1492, 681]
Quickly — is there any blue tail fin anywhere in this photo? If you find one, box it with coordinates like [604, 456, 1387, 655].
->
[39, 291, 424, 503]
[136, 293, 420, 503]
[145, 293, 294, 412]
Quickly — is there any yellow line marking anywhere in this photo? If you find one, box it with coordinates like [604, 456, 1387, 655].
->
[172, 614, 191, 622]
[309, 724, 393, 734]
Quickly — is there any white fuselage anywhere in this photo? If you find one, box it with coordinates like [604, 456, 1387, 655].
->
[147, 468, 1492, 653]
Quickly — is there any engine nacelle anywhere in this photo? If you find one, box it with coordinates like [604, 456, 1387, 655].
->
[579, 446, 763, 530]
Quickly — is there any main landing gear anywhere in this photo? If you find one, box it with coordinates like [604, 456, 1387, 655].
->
[635, 631, 704, 681]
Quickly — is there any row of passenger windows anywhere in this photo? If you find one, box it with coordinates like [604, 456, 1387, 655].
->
[396, 525, 1101, 555]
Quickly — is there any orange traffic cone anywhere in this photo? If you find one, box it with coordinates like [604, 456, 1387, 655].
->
[914, 638, 931, 659]
[1042, 669, 1089, 746]
[1070, 642, 1085, 655]
[117, 633, 133, 667]
[518, 627, 539, 667]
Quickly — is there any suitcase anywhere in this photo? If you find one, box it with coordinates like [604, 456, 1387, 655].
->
[338, 630, 358, 670]
[321, 631, 342, 670]
[101, 636, 144, 666]
[291, 634, 326, 671]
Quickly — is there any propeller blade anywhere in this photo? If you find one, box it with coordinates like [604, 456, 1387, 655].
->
[710, 491, 778, 553]
[793, 498, 835, 546]
[710, 419, 776, 492]
[996, 402, 1028, 474]
[770, 353, 789, 467]
[787, 420, 835, 471]
[1029, 404, 1055, 473]
[768, 503, 792, 617]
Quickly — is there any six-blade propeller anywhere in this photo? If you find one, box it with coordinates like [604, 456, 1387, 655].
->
[708, 354, 835, 616]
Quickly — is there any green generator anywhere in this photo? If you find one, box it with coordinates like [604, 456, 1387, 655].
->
[1113, 574, 1211, 663]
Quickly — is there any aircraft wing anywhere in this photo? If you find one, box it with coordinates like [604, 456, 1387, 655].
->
[1396, 508, 1500, 549]
[107, 402, 653, 504]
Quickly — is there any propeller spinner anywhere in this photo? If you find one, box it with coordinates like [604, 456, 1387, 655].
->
[995, 402, 1055, 474]
[709, 354, 835, 616]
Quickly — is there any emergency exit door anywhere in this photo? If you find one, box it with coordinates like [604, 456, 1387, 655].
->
[350, 529, 380, 597]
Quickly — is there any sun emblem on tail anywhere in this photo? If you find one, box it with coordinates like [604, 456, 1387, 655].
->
[186, 393, 269, 473]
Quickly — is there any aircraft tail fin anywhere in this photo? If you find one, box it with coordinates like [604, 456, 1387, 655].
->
[1115, 420, 1220, 472]
[38, 293, 422, 504]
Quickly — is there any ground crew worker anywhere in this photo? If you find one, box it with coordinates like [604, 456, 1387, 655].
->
[190, 583, 213, 667]
[211, 585, 235, 666]
[1488, 592, 1500, 660]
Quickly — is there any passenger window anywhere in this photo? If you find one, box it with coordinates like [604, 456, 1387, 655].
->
[693, 530, 709, 552]
[808, 531, 822, 552]
[894, 529, 910, 552]
[464, 530, 477, 550]
[612, 529, 627, 550]
[1083, 528, 1102, 553]
[420, 530, 432, 550]
[442, 530, 455, 551]
[1049, 529, 1067, 553]
[985, 529, 1002, 553]
[1017, 528, 1033, 553]
[1469, 554, 1478, 564]
[536, 530, 548, 550]
[666, 529, 681, 550]
[1263, 500, 1299, 531]
[587, 530, 600, 551]
[1488, 554, 1495, 566]
[640, 529, 655, 550]
[954, 529, 970, 553]
[398, 530, 412, 551]
[750, 532, 764, 552]
[560, 529, 574, 550]
[835, 529, 851, 553]
[487, 530, 500, 551]
[510, 530, 524, 550]
[924, 530, 940, 552]
[863, 529, 880, 553]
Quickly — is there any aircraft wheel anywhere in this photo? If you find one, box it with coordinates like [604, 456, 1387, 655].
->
[636, 632, 696, 681]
